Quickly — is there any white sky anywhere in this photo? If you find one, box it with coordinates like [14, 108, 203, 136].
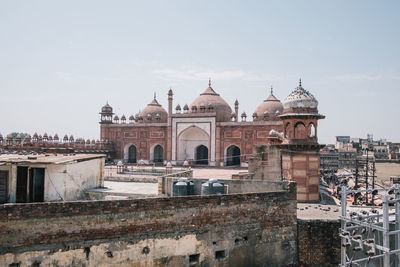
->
[0, 0, 399, 144]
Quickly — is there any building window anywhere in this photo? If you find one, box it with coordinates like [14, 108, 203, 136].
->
[215, 250, 226, 259]
[189, 254, 200, 265]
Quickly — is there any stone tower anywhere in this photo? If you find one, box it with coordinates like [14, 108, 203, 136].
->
[278, 80, 325, 202]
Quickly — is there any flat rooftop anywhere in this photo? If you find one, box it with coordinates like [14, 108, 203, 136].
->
[297, 203, 383, 221]
[0, 153, 105, 165]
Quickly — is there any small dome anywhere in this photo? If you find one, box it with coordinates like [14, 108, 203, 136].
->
[189, 80, 232, 122]
[176, 104, 181, 110]
[254, 87, 283, 120]
[101, 102, 113, 113]
[33, 132, 38, 138]
[129, 115, 135, 121]
[241, 111, 247, 117]
[139, 96, 168, 123]
[283, 79, 318, 109]
[183, 104, 189, 110]
[113, 115, 119, 121]
[54, 134, 59, 140]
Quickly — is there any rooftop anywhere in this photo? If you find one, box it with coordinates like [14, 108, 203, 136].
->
[0, 153, 105, 165]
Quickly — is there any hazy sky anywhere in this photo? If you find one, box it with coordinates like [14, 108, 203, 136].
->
[0, 0, 399, 144]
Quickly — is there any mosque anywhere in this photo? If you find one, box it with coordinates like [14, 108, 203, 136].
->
[99, 79, 324, 168]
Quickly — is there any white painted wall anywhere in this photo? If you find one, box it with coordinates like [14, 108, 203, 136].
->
[0, 157, 104, 203]
[172, 117, 216, 164]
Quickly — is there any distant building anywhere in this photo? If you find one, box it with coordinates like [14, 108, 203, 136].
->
[338, 147, 357, 169]
[335, 136, 350, 149]
[0, 133, 114, 160]
[0, 154, 104, 204]
[320, 146, 339, 173]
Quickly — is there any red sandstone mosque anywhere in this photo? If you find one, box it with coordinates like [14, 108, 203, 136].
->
[100, 79, 325, 170]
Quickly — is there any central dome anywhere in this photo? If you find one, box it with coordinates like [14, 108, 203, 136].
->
[254, 87, 283, 120]
[189, 81, 232, 122]
[140, 96, 168, 123]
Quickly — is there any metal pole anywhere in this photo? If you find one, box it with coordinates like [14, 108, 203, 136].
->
[372, 160, 376, 204]
[383, 194, 390, 267]
[341, 186, 347, 266]
[396, 184, 400, 266]
[366, 148, 369, 204]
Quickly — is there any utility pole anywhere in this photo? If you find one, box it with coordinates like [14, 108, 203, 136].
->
[353, 158, 359, 205]
[372, 159, 376, 204]
[366, 148, 369, 205]
[355, 158, 359, 188]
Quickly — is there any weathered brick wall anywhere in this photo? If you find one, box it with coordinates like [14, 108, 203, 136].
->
[297, 219, 341, 266]
[1, 182, 297, 267]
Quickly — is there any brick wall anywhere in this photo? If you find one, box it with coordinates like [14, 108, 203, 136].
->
[0, 182, 297, 266]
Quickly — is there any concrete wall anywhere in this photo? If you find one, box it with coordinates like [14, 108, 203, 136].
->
[0, 183, 297, 267]
[159, 176, 289, 196]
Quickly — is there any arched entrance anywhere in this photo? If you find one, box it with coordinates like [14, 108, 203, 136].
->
[128, 145, 137, 163]
[177, 126, 209, 164]
[153, 145, 163, 164]
[226, 145, 241, 166]
[195, 145, 208, 165]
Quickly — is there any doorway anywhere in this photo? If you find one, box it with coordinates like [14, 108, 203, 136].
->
[29, 168, 45, 202]
[226, 145, 241, 166]
[128, 145, 137, 163]
[196, 145, 209, 165]
[0, 171, 8, 204]
[153, 145, 164, 164]
[16, 167, 45, 203]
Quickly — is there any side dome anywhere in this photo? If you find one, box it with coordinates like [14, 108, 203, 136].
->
[254, 87, 283, 120]
[101, 102, 113, 113]
[189, 80, 232, 122]
[139, 96, 168, 123]
[283, 79, 318, 110]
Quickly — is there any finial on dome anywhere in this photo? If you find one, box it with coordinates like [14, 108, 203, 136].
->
[299, 78, 302, 87]
[208, 78, 211, 87]
[270, 86, 273, 95]
[154, 92, 156, 99]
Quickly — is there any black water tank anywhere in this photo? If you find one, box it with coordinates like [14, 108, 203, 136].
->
[201, 178, 224, 195]
[187, 180, 195, 195]
[173, 178, 195, 196]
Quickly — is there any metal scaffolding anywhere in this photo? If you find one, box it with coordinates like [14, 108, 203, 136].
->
[340, 185, 400, 267]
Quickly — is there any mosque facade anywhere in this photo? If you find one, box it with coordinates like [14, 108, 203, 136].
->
[99, 80, 324, 168]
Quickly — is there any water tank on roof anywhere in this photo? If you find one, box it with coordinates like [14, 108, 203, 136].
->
[172, 178, 195, 196]
[201, 178, 224, 195]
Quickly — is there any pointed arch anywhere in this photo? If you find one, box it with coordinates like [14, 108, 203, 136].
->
[226, 145, 241, 166]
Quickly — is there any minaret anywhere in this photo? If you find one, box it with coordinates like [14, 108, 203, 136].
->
[168, 88, 173, 117]
[234, 99, 239, 122]
[167, 88, 173, 162]
[278, 79, 325, 202]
